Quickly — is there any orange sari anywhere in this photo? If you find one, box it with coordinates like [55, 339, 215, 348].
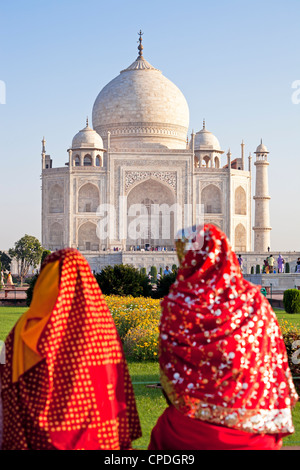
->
[0, 248, 141, 450]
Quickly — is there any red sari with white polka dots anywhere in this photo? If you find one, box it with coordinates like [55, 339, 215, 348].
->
[1, 249, 141, 450]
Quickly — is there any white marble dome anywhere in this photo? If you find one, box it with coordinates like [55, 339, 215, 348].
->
[194, 124, 221, 151]
[72, 121, 104, 149]
[92, 55, 189, 150]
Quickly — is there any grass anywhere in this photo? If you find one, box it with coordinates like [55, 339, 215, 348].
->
[274, 308, 300, 328]
[0, 306, 300, 448]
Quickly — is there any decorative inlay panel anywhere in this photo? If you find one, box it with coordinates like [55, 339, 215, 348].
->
[125, 170, 177, 193]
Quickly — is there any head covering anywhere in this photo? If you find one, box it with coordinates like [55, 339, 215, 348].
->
[1, 248, 141, 450]
[159, 224, 298, 435]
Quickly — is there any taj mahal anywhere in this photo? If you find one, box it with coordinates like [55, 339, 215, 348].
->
[41, 32, 280, 275]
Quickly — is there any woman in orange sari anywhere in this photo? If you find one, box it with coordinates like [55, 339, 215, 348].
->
[149, 224, 298, 450]
[0, 248, 141, 450]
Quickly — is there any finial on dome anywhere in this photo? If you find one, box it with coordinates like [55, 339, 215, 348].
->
[203, 119, 206, 130]
[137, 29, 144, 58]
[86, 116, 89, 127]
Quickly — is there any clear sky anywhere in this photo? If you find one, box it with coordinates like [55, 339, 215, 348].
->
[0, 0, 299, 252]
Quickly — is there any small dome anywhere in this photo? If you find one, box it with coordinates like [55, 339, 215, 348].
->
[255, 139, 269, 154]
[194, 123, 221, 151]
[72, 120, 104, 149]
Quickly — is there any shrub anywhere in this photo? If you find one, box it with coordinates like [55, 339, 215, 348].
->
[95, 264, 151, 297]
[140, 267, 147, 276]
[123, 320, 159, 361]
[283, 289, 300, 314]
[26, 273, 39, 306]
[256, 264, 260, 274]
[150, 266, 157, 283]
[154, 272, 177, 298]
[251, 266, 254, 274]
[286, 262, 290, 273]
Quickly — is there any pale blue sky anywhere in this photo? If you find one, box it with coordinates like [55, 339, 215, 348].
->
[0, 0, 299, 251]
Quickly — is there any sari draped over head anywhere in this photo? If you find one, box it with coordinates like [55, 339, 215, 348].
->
[159, 224, 298, 435]
[0, 248, 141, 450]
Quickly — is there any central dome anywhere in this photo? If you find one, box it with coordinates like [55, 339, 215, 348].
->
[92, 46, 189, 150]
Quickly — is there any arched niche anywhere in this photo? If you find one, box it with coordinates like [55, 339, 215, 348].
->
[49, 222, 64, 249]
[235, 223, 247, 252]
[83, 154, 92, 166]
[74, 155, 80, 166]
[235, 186, 247, 215]
[201, 184, 222, 214]
[78, 183, 100, 213]
[78, 221, 99, 251]
[49, 184, 64, 214]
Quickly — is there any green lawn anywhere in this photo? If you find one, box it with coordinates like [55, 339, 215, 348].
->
[0, 306, 300, 449]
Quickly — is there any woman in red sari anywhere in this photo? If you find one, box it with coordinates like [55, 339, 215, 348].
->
[149, 224, 298, 450]
[0, 248, 141, 450]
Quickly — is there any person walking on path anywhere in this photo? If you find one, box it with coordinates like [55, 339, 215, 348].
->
[6, 272, 13, 286]
[149, 224, 298, 450]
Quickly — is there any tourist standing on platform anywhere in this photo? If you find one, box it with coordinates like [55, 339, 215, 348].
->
[0, 248, 141, 450]
[149, 224, 298, 450]
[264, 258, 269, 274]
[277, 254, 284, 273]
[237, 254, 243, 273]
[267, 254, 275, 273]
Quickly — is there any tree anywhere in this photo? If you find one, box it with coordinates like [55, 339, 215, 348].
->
[26, 273, 39, 306]
[154, 271, 177, 298]
[95, 264, 152, 297]
[9, 234, 44, 285]
[0, 251, 12, 272]
[41, 249, 51, 266]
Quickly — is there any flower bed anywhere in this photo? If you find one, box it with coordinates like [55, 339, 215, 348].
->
[105, 295, 161, 360]
[105, 297, 300, 391]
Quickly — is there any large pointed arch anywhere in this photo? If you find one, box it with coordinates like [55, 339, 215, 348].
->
[126, 178, 176, 250]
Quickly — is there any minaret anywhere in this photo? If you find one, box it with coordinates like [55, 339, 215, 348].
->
[41, 136, 46, 170]
[253, 139, 271, 251]
[241, 140, 245, 170]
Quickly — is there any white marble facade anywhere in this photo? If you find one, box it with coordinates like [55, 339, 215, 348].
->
[41, 36, 270, 267]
